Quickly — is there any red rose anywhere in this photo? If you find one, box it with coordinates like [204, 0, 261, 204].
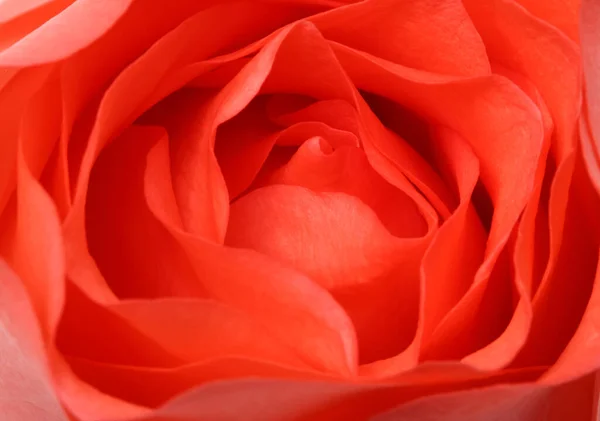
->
[1, 0, 599, 420]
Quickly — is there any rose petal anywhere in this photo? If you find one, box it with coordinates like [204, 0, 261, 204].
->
[57, 281, 182, 368]
[260, 22, 439, 234]
[419, 128, 485, 343]
[0, 0, 73, 52]
[119, 366, 542, 421]
[227, 184, 424, 363]
[463, 3, 582, 365]
[580, 0, 600, 194]
[0, 261, 69, 421]
[311, 0, 490, 76]
[371, 380, 596, 421]
[107, 298, 305, 367]
[152, 228, 360, 376]
[85, 125, 204, 298]
[6, 125, 65, 336]
[65, 355, 324, 408]
[62, 1, 310, 303]
[514, 0, 580, 41]
[0, 65, 52, 215]
[514, 158, 599, 370]
[270, 97, 453, 220]
[542, 246, 600, 384]
[0, 0, 72, 24]
[333, 44, 544, 363]
[0, 0, 134, 66]
[517, 0, 600, 356]
[214, 97, 280, 199]
[142, 116, 359, 375]
[460, 65, 556, 370]
[462, 0, 580, 161]
[270, 140, 426, 237]
[137, 89, 229, 242]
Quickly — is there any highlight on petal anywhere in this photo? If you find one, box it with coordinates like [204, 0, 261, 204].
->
[0, 0, 134, 66]
[0, 0, 72, 24]
[0, 261, 68, 421]
[581, 0, 600, 194]
[6, 123, 65, 338]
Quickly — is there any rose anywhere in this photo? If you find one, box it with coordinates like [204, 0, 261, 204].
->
[0, 0, 599, 420]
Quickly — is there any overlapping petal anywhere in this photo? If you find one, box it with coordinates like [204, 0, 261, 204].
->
[0, 0, 598, 420]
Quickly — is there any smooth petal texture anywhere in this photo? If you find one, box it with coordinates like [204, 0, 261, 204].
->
[267, 97, 451, 222]
[137, 89, 229, 243]
[418, 128, 485, 344]
[1, 0, 598, 419]
[107, 365, 541, 421]
[508, 1, 588, 365]
[58, 0, 237, 304]
[0, 65, 52, 216]
[0, 261, 68, 421]
[0, 0, 72, 24]
[543, 249, 600, 384]
[372, 379, 598, 421]
[107, 298, 305, 367]
[258, 23, 440, 234]
[462, 0, 580, 161]
[515, 0, 580, 41]
[85, 126, 204, 298]
[62, 2, 324, 304]
[63, 355, 326, 409]
[581, 0, 600, 195]
[56, 280, 182, 368]
[214, 97, 280, 199]
[265, 139, 427, 238]
[142, 103, 360, 377]
[0, 0, 134, 65]
[469, 2, 583, 373]
[227, 185, 423, 363]
[311, 0, 491, 76]
[332, 44, 544, 365]
[144, 132, 359, 378]
[7, 128, 65, 337]
[333, 46, 543, 252]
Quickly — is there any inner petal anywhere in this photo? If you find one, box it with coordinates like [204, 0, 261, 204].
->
[85, 125, 204, 299]
[264, 138, 427, 238]
[226, 185, 424, 364]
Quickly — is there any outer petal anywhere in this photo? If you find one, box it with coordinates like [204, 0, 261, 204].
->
[372, 378, 597, 421]
[0, 261, 68, 421]
[311, 0, 490, 76]
[581, 0, 600, 194]
[116, 366, 542, 421]
[514, 0, 580, 41]
[335, 45, 543, 365]
[85, 125, 204, 298]
[0, 0, 134, 66]
[0, 0, 72, 24]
